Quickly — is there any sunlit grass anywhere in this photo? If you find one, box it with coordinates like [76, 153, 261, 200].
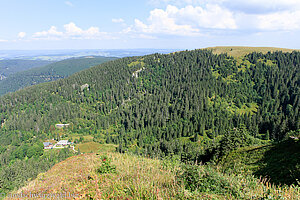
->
[205, 46, 297, 57]
[10, 152, 300, 199]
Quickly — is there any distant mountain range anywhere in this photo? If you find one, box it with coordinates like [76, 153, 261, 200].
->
[0, 59, 53, 77]
[0, 56, 116, 96]
[0, 49, 180, 61]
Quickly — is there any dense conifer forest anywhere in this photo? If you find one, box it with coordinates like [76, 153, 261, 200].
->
[0, 49, 299, 193]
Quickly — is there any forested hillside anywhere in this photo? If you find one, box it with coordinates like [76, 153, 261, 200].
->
[0, 59, 52, 77]
[0, 49, 299, 193]
[0, 56, 116, 96]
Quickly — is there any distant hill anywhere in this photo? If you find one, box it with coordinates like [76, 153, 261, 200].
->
[0, 59, 53, 77]
[0, 56, 116, 96]
[204, 46, 297, 57]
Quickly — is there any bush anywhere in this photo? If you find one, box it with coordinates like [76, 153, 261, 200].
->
[176, 164, 239, 197]
[96, 155, 116, 174]
[161, 155, 181, 172]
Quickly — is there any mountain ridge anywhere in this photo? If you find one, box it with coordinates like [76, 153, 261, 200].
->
[0, 56, 116, 96]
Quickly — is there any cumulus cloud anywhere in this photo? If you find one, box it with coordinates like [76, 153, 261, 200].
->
[33, 22, 110, 40]
[130, 4, 236, 36]
[257, 11, 300, 30]
[142, 0, 300, 33]
[18, 32, 26, 38]
[22, 1, 300, 42]
[33, 26, 63, 40]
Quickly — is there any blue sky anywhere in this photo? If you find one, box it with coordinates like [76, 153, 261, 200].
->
[0, 0, 299, 50]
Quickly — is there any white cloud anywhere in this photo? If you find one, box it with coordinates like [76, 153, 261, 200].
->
[0, 39, 8, 42]
[176, 4, 237, 29]
[65, 1, 74, 7]
[143, 1, 300, 33]
[130, 4, 236, 36]
[17, 32, 26, 38]
[257, 11, 300, 30]
[33, 26, 63, 40]
[64, 22, 108, 39]
[112, 18, 125, 23]
[32, 22, 111, 40]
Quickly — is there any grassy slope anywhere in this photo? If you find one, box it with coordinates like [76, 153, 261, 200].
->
[204, 46, 297, 57]
[10, 150, 300, 200]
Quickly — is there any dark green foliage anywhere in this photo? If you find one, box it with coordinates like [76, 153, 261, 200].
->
[255, 139, 300, 185]
[217, 125, 251, 158]
[219, 138, 299, 185]
[96, 155, 116, 174]
[0, 148, 73, 193]
[176, 164, 239, 197]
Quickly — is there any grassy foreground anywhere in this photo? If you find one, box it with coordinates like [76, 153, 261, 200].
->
[8, 151, 300, 199]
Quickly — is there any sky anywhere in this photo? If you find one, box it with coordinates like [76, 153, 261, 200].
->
[0, 0, 299, 50]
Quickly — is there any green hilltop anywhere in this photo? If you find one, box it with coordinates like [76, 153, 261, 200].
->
[204, 46, 297, 57]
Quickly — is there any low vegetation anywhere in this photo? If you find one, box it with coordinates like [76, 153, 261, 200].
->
[10, 151, 300, 199]
[205, 46, 296, 57]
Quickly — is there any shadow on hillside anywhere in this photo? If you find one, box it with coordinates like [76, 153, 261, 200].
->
[254, 139, 300, 185]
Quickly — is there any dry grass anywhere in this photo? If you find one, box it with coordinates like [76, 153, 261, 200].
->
[9, 152, 217, 199]
[8, 152, 300, 200]
[204, 46, 298, 57]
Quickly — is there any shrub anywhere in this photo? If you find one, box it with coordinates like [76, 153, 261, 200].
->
[176, 164, 239, 197]
[96, 155, 116, 174]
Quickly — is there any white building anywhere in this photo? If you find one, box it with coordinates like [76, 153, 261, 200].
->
[55, 124, 70, 129]
[57, 140, 71, 146]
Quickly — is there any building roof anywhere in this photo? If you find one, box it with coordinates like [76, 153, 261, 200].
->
[55, 124, 70, 128]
